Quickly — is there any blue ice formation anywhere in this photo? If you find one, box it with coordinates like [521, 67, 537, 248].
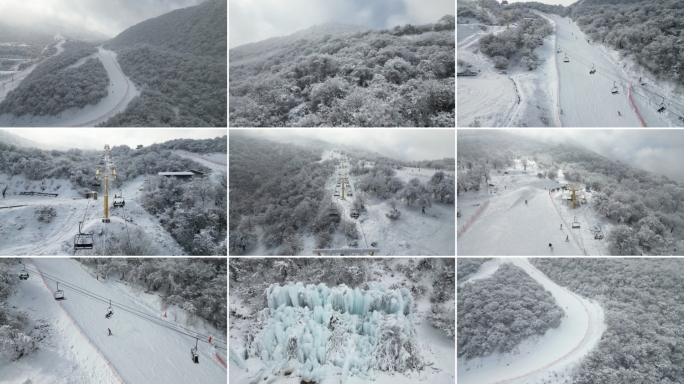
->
[252, 283, 417, 382]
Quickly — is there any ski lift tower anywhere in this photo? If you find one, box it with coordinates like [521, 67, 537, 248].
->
[568, 182, 580, 209]
[96, 144, 117, 223]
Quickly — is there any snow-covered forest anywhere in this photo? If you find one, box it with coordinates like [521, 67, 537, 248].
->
[229, 131, 455, 256]
[0, 130, 226, 256]
[100, 0, 227, 127]
[458, 130, 684, 255]
[531, 258, 684, 383]
[458, 262, 564, 358]
[0, 258, 227, 383]
[229, 257, 454, 384]
[0, 40, 109, 116]
[229, 15, 455, 127]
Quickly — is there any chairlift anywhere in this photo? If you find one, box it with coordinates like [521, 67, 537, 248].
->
[557, 45, 562, 54]
[329, 203, 339, 217]
[92, 179, 101, 187]
[657, 97, 665, 113]
[19, 264, 29, 280]
[113, 191, 125, 208]
[563, 54, 569, 63]
[572, 217, 580, 229]
[54, 282, 65, 301]
[350, 209, 359, 219]
[105, 300, 113, 319]
[74, 221, 93, 250]
[594, 226, 604, 240]
[611, 81, 619, 94]
[191, 338, 199, 364]
[589, 64, 596, 74]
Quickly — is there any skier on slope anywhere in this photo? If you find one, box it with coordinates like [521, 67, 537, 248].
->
[560, 224, 563, 229]
[566, 235, 569, 242]
[108, 328, 112, 336]
[525, 200, 528, 205]
[618, 111, 621, 116]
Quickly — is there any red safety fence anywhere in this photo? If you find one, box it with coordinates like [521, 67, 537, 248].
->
[31, 259, 126, 383]
[493, 259, 591, 384]
[628, 84, 647, 127]
[457, 199, 490, 239]
[179, 151, 226, 166]
[215, 352, 227, 369]
[548, 192, 587, 255]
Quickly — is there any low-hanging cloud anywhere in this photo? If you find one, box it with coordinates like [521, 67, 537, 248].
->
[233, 129, 455, 162]
[229, 0, 454, 48]
[0, 0, 205, 39]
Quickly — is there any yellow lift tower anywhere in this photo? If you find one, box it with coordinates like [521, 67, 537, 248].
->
[96, 144, 116, 223]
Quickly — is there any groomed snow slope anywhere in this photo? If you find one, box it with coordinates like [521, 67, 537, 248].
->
[458, 184, 583, 255]
[29, 258, 226, 384]
[458, 258, 605, 384]
[0, 46, 140, 127]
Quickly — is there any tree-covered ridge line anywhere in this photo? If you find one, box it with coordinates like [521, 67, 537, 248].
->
[531, 258, 684, 384]
[457, 263, 564, 359]
[0, 40, 109, 117]
[457, 258, 492, 282]
[229, 15, 454, 127]
[457, 131, 684, 255]
[100, 0, 226, 127]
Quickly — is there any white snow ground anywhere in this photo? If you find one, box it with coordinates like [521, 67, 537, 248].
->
[457, 13, 683, 127]
[0, 46, 140, 127]
[458, 258, 605, 384]
[457, 159, 613, 255]
[0, 258, 226, 384]
[0, 174, 185, 256]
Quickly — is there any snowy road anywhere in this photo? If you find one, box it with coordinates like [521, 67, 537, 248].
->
[458, 258, 605, 384]
[30, 259, 226, 384]
[0, 46, 139, 127]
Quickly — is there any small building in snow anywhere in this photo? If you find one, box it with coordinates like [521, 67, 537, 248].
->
[158, 172, 195, 180]
[136, 145, 143, 149]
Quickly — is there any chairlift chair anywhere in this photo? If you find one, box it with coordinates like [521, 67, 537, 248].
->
[611, 81, 619, 94]
[563, 54, 569, 63]
[572, 217, 581, 229]
[657, 97, 665, 113]
[329, 203, 339, 217]
[113, 191, 125, 208]
[594, 226, 604, 240]
[74, 222, 93, 250]
[54, 282, 65, 301]
[19, 264, 29, 280]
[191, 339, 199, 364]
[105, 300, 113, 319]
[589, 64, 596, 74]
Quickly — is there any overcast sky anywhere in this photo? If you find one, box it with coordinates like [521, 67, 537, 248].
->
[232, 129, 455, 161]
[510, 129, 684, 183]
[0, 0, 205, 38]
[4, 128, 226, 150]
[230, 0, 455, 48]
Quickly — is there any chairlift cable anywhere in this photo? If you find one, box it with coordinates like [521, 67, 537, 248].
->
[24, 266, 227, 347]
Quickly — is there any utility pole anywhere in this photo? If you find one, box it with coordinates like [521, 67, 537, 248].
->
[96, 144, 116, 223]
[506, 13, 510, 30]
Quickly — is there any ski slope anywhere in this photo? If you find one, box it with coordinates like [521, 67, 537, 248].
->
[0, 174, 185, 256]
[458, 258, 605, 384]
[21, 258, 226, 384]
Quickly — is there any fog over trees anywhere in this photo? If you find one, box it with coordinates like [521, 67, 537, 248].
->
[457, 263, 564, 359]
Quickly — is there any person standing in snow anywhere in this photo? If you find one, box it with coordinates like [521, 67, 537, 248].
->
[560, 224, 563, 229]
[566, 235, 569, 242]
[422, 206, 425, 214]
[525, 200, 528, 205]
[618, 111, 621, 116]
[108, 328, 112, 336]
